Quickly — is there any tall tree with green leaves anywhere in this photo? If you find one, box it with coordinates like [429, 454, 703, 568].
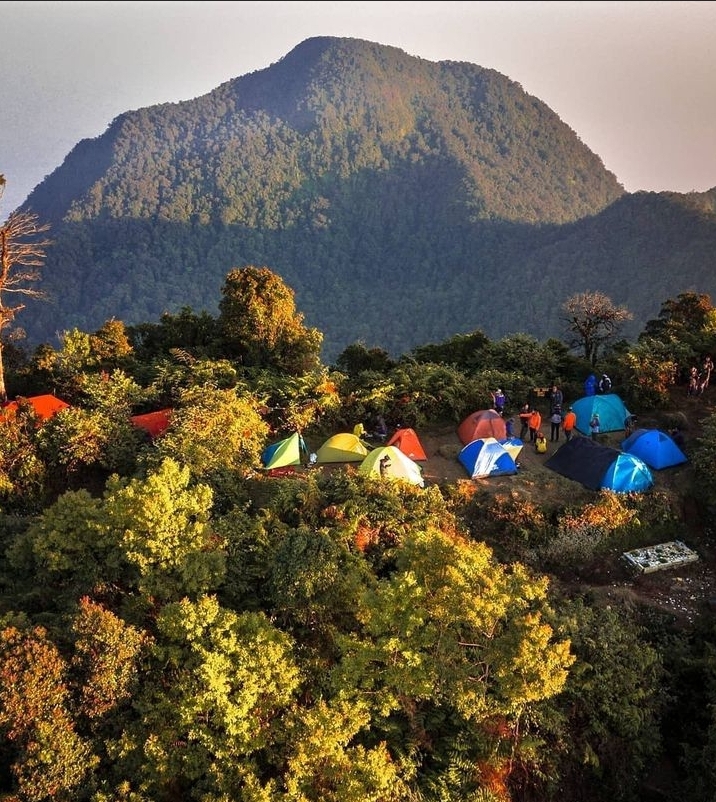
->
[561, 290, 632, 365]
[0, 176, 52, 402]
[218, 265, 323, 375]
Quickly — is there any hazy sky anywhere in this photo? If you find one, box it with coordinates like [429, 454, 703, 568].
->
[2, 1, 716, 216]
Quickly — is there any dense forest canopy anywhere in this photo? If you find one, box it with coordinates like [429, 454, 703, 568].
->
[0, 253, 714, 799]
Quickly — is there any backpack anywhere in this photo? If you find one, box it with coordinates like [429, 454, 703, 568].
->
[535, 437, 547, 454]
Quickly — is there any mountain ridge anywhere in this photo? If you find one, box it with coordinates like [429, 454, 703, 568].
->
[15, 36, 716, 361]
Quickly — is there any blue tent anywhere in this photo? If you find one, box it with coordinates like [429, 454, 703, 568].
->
[458, 437, 518, 479]
[621, 428, 688, 470]
[545, 436, 653, 492]
[572, 394, 631, 435]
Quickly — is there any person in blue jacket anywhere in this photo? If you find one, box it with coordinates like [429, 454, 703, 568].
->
[584, 373, 597, 396]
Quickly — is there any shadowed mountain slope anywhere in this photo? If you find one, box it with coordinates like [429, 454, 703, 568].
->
[17, 37, 716, 360]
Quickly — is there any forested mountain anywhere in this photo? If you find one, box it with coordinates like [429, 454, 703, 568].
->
[15, 36, 716, 361]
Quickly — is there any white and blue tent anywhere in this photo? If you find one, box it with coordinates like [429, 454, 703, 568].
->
[458, 437, 518, 479]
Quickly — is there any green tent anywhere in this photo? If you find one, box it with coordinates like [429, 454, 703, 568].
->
[260, 432, 307, 469]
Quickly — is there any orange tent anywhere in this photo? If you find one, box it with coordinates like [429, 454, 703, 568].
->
[131, 409, 173, 438]
[457, 409, 506, 445]
[1, 394, 70, 422]
[386, 427, 427, 461]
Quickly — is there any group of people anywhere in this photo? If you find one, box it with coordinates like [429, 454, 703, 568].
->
[584, 373, 612, 396]
[687, 355, 713, 397]
[514, 384, 578, 454]
[354, 415, 389, 441]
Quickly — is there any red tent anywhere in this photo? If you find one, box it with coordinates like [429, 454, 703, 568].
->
[457, 409, 507, 445]
[1, 394, 70, 422]
[386, 427, 427, 461]
[131, 409, 173, 438]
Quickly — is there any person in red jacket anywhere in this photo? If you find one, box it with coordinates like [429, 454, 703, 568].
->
[528, 408, 541, 443]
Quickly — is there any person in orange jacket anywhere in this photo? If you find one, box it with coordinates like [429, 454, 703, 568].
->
[562, 406, 577, 441]
[528, 408, 541, 443]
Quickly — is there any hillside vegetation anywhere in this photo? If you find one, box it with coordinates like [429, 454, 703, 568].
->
[0, 263, 716, 800]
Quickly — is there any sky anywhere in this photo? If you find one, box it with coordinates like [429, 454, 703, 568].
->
[2, 0, 716, 217]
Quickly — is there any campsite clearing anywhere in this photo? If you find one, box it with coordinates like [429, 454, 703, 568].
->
[413, 388, 716, 626]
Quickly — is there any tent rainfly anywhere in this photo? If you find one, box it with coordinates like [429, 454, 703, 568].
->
[131, 409, 173, 438]
[458, 437, 518, 479]
[1, 394, 70, 422]
[358, 445, 424, 486]
[545, 436, 654, 493]
[621, 428, 687, 470]
[457, 409, 507, 445]
[571, 394, 631, 435]
[261, 432, 308, 470]
[386, 427, 427, 461]
[315, 433, 370, 463]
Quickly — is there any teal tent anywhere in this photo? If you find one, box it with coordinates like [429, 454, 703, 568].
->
[572, 394, 631, 435]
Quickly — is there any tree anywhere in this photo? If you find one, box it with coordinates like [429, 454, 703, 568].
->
[0, 176, 52, 402]
[561, 291, 633, 365]
[218, 266, 323, 375]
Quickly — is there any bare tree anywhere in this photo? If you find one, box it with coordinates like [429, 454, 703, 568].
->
[0, 176, 52, 402]
[561, 290, 633, 365]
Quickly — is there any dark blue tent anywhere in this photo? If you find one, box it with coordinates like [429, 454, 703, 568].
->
[621, 428, 687, 470]
[545, 436, 653, 492]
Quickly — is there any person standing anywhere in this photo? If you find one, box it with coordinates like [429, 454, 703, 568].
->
[505, 417, 515, 438]
[589, 412, 600, 441]
[549, 384, 563, 413]
[492, 388, 506, 415]
[528, 408, 542, 443]
[549, 407, 562, 442]
[599, 374, 612, 393]
[518, 403, 531, 440]
[562, 406, 577, 441]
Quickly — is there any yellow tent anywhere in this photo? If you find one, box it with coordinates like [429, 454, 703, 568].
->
[358, 445, 424, 487]
[316, 433, 370, 463]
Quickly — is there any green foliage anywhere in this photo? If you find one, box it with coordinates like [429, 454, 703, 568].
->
[0, 414, 47, 514]
[620, 337, 687, 409]
[144, 386, 269, 504]
[532, 597, 665, 802]
[16, 459, 223, 607]
[36, 405, 139, 486]
[71, 596, 149, 721]
[689, 410, 716, 510]
[100, 460, 223, 603]
[334, 523, 574, 720]
[128, 596, 301, 799]
[0, 624, 99, 801]
[218, 266, 323, 375]
[411, 330, 491, 370]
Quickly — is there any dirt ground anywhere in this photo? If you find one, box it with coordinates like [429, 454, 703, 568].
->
[414, 390, 716, 626]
